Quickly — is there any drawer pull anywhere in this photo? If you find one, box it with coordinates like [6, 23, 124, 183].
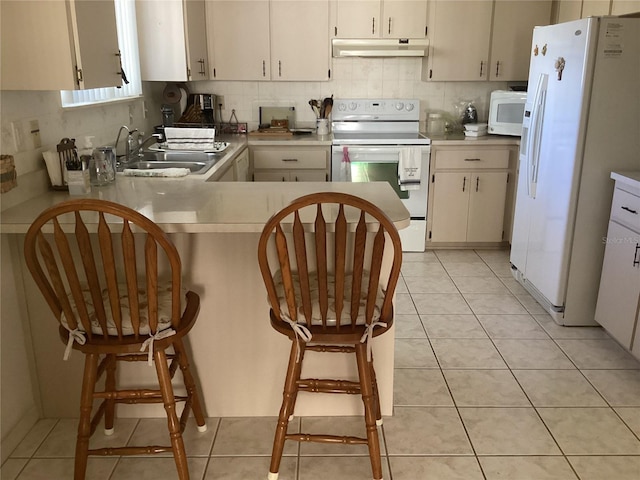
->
[621, 205, 638, 215]
[282, 158, 298, 162]
[634, 244, 640, 267]
[464, 158, 481, 162]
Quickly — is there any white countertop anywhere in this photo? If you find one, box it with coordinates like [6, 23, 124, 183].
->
[0, 181, 410, 234]
[611, 171, 640, 190]
[429, 134, 520, 146]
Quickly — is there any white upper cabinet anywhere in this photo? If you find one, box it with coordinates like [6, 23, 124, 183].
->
[208, 0, 329, 81]
[490, 1, 552, 81]
[270, 1, 330, 81]
[1, 0, 121, 91]
[556, 0, 640, 22]
[424, 0, 493, 81]
[335, 0, 427, 38]
[424, 0, 551, 82]
[136, 0, 209, 82]
[611, 0, 640, 15]
[207, 1, 270, 80]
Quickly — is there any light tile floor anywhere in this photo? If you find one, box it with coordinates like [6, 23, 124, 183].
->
[3, 249, 640, 479]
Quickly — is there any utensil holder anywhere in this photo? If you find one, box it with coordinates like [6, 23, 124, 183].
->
[316, 118, 330, 136]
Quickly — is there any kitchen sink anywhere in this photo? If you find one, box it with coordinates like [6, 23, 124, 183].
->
[117, 151, 220, 175]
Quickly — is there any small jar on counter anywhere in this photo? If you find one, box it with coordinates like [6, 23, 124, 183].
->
[427, 113, 445, 136]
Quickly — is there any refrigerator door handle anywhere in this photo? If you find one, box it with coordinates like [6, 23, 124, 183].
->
[527, 73, 548, 199]
[522, 73, 549, 198]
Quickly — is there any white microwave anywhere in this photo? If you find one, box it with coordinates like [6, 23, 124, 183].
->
[488, 90, 527, 136]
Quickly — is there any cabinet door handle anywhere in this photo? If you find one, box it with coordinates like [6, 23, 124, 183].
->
[476, 176, 479, 192]
[388, 17, 392, 35]
[282, 158, 298, 162]
[464, 158, 481, 162]
[198, 58, 206, 75]
[462, 176, 466, 192]
[372, 17, 375, 34]
[495, 61, 500, 78]
[479, 61, 484, 77]
[634, 244, 640, 267]
[262, 60, 266, 77]
[278, 60, 282, 77]
[621, 205, 638, 215]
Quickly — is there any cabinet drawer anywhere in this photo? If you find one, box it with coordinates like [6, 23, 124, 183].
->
[253, 149, 327, 170]
[611, 188, 640, 232]
[434, 148, 510, 170]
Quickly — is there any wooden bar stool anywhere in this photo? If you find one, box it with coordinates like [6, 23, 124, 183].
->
[23, 199, 207, 480]
[258, 192, 403, 480]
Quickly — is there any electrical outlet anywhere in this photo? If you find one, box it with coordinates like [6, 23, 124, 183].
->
[29, 120, 41, 149]
[217, 95, 225, 110]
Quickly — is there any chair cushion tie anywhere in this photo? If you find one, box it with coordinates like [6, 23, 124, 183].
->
[141, 328, 176, 366]
[285, 318, 312, 363]
[61, 313, 87, 361]
[360, 320, 387, 362]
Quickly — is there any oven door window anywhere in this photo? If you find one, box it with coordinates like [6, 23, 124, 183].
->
[350, 162, 409, 199]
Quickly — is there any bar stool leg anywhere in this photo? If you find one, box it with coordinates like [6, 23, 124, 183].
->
[155, 349, 189, 480]
[174, 338, 207, 432]
[355, 344, 383, 480]
[75, 353, 99, 480]
[269, 340, 304, 479]
[103, 354, 117, 435]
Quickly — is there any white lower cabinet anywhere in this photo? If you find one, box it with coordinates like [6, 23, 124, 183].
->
[427, 145, 515, 245]
[595, 177, 640, 356]
[251, 146, 329, 182]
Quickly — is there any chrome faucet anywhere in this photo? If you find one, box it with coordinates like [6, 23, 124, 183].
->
[114, 125, 138, 164]
[130, 133, 163, 158]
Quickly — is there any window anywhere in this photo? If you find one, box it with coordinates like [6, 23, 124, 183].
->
[60, 0, 141, 107]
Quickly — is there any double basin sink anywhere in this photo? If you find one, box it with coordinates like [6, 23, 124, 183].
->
[117, 150, 221, 175]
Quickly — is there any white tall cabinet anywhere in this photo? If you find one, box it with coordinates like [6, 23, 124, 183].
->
[136, 0, 209, 82]
[423, 0, 551, 82]
[207, 0, 329, 81]
[334, 0, 428, 38]
[1, 0, 121, 91]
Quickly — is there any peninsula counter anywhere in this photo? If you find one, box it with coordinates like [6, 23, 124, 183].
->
[1, 181, 409, 418]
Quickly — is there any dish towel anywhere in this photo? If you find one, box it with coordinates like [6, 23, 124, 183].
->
[398, 147, 422, 191]
[164, 127, 215, 150]
[123, 168, 190, 177]
[340, 146, 352, 182]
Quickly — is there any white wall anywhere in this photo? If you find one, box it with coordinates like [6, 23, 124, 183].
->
[0, 86, 152, 459]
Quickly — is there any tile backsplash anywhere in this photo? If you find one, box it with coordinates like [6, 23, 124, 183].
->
[1, 57, 510, 210]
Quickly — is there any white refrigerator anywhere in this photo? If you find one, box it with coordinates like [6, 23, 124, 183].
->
[510, 17, 640, 326]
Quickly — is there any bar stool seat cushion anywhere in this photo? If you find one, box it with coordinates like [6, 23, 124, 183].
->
[272, 271, 384, 326]
[62, 281, 185, 336]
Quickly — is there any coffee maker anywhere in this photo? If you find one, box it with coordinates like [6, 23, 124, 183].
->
[182, 93, 216, 126]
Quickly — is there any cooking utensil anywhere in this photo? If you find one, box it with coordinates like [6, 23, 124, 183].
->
[320, 96, 333, 118]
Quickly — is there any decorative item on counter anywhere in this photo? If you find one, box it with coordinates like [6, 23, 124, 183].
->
[453, 99, 479, 130]
[218, 109, 248, 135]
[89, 146, 116, 186]
[0, 154, 17, 193]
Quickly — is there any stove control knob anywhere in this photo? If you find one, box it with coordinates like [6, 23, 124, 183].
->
[405, 103, 415, 112]
[395, 102, 404, 110]
[337, 103, 347, 111]
[348, 102, 358, 111]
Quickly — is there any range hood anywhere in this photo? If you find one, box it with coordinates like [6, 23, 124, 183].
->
[332, 38, 429, 58]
